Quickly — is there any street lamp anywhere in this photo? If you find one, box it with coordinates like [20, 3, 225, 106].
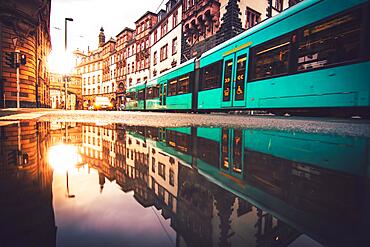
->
[65, 17, 74, 110]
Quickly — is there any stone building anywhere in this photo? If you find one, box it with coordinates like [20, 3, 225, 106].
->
[76, 28, 118, 108]
[101, 37, 116, 103]
[133, 11, 158, 85]
[181, 0, 297, 61]
[115, 28, 134, 107]
[0, 0, 52, 108]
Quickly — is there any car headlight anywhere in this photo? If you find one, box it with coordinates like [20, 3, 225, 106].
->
[109, 103, 113, 107]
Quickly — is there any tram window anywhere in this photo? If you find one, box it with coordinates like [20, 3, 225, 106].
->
[235, 55, 247, 101]
[175, 132, 190, 153]
[154, 85, 159, 98]
[223, 60, 233, 102]
[138, 89, 145, 100]
[250, 35, 291, 80]
[126, 92, 137, 100]
[196, 137, 220, 168]
[146, 87, 153, 99]
[168, 78, 178, 96]
[146, 86, 159, 99]
[200, 60, 223, 91]
[177, 74, 190, 95]
[297, 8, 362, 71]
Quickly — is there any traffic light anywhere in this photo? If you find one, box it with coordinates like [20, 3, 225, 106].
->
[20, 53, 26, 65]
[5, 52, 15, 68]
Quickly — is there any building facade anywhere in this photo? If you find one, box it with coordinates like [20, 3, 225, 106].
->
[0, 0, 52, 108]
[115, 28, 134, 107]
[181, 0, 294, 61]
[101, 37, 116, 103]
[150, 0, 182, 78]
[133, 11, 158, 86]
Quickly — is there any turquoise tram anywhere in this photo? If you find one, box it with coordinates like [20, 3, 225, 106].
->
[125, 0, 370, 116]
[128, 125, 370, 246]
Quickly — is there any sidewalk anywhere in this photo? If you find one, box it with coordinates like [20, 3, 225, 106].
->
[0, 108, 61, 120]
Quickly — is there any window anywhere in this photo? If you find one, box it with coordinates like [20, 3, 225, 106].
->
[172, 37, 177, 55]
[223, 59, 232, 101]
[235, 55, 247, 101]
[151, 157, 156, 172]
[250, 34, 291, 80]
[275, 0, 283, 12]
[160, 44, 168, 61]
[196, 137, 220, 167]
[154, 30, 158, 43]
[173, 11, 178, 27]
[146, 87, 153, 98]
[246, 8, 260, 29]
[297, 8, 362, 72]
[158, 162, 165, 179]
[138, 89, 145, 100]
[169, 169, 175, 186]
[177, 73, 190, 95]
[161, 21, 168, 37]
[167, 78, 177, 96]
[200, 60, 223, 91]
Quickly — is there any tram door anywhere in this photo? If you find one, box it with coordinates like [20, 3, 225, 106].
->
[220, 129, 244, 180]
[160, 83, 167, 106]
[221, 48, 248, 108]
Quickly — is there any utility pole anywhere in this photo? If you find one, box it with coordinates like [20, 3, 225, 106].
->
[5, 49, 26, 109]
[65, 17, 73, 110]
[15, 50, 20, 108]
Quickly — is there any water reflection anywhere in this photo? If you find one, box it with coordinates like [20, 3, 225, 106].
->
[1, 121, 369, 246]
[0, 121, 56, 247]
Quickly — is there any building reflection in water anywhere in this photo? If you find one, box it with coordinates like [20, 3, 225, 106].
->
[0, 121, 56, 247]
[58, 123, 369, 246]
[1, 121, 369, 247]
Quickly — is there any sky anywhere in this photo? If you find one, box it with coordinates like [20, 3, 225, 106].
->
[49, 0, 166, 72]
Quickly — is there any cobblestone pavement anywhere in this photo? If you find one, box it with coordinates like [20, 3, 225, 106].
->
[1, 109, 370, 137]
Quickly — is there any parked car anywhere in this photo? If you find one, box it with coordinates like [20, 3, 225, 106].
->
[93, 97, 114, 111]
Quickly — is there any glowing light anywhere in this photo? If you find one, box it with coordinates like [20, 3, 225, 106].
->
[48, 144, 82, 172]
[47, 50, 75, 74]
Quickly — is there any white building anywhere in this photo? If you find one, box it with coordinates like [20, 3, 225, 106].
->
[81, 49, 103, 99]
[150, 0, 182, 78]
[125, 40, 137, 89]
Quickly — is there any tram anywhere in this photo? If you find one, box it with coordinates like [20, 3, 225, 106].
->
[125, 0, 370, 116]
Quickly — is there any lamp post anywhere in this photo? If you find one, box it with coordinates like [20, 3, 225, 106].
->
[65, 17, 73, 110]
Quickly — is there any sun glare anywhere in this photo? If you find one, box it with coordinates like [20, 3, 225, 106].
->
[48, 144, 82, 172]
[47, 50, 75, 74]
